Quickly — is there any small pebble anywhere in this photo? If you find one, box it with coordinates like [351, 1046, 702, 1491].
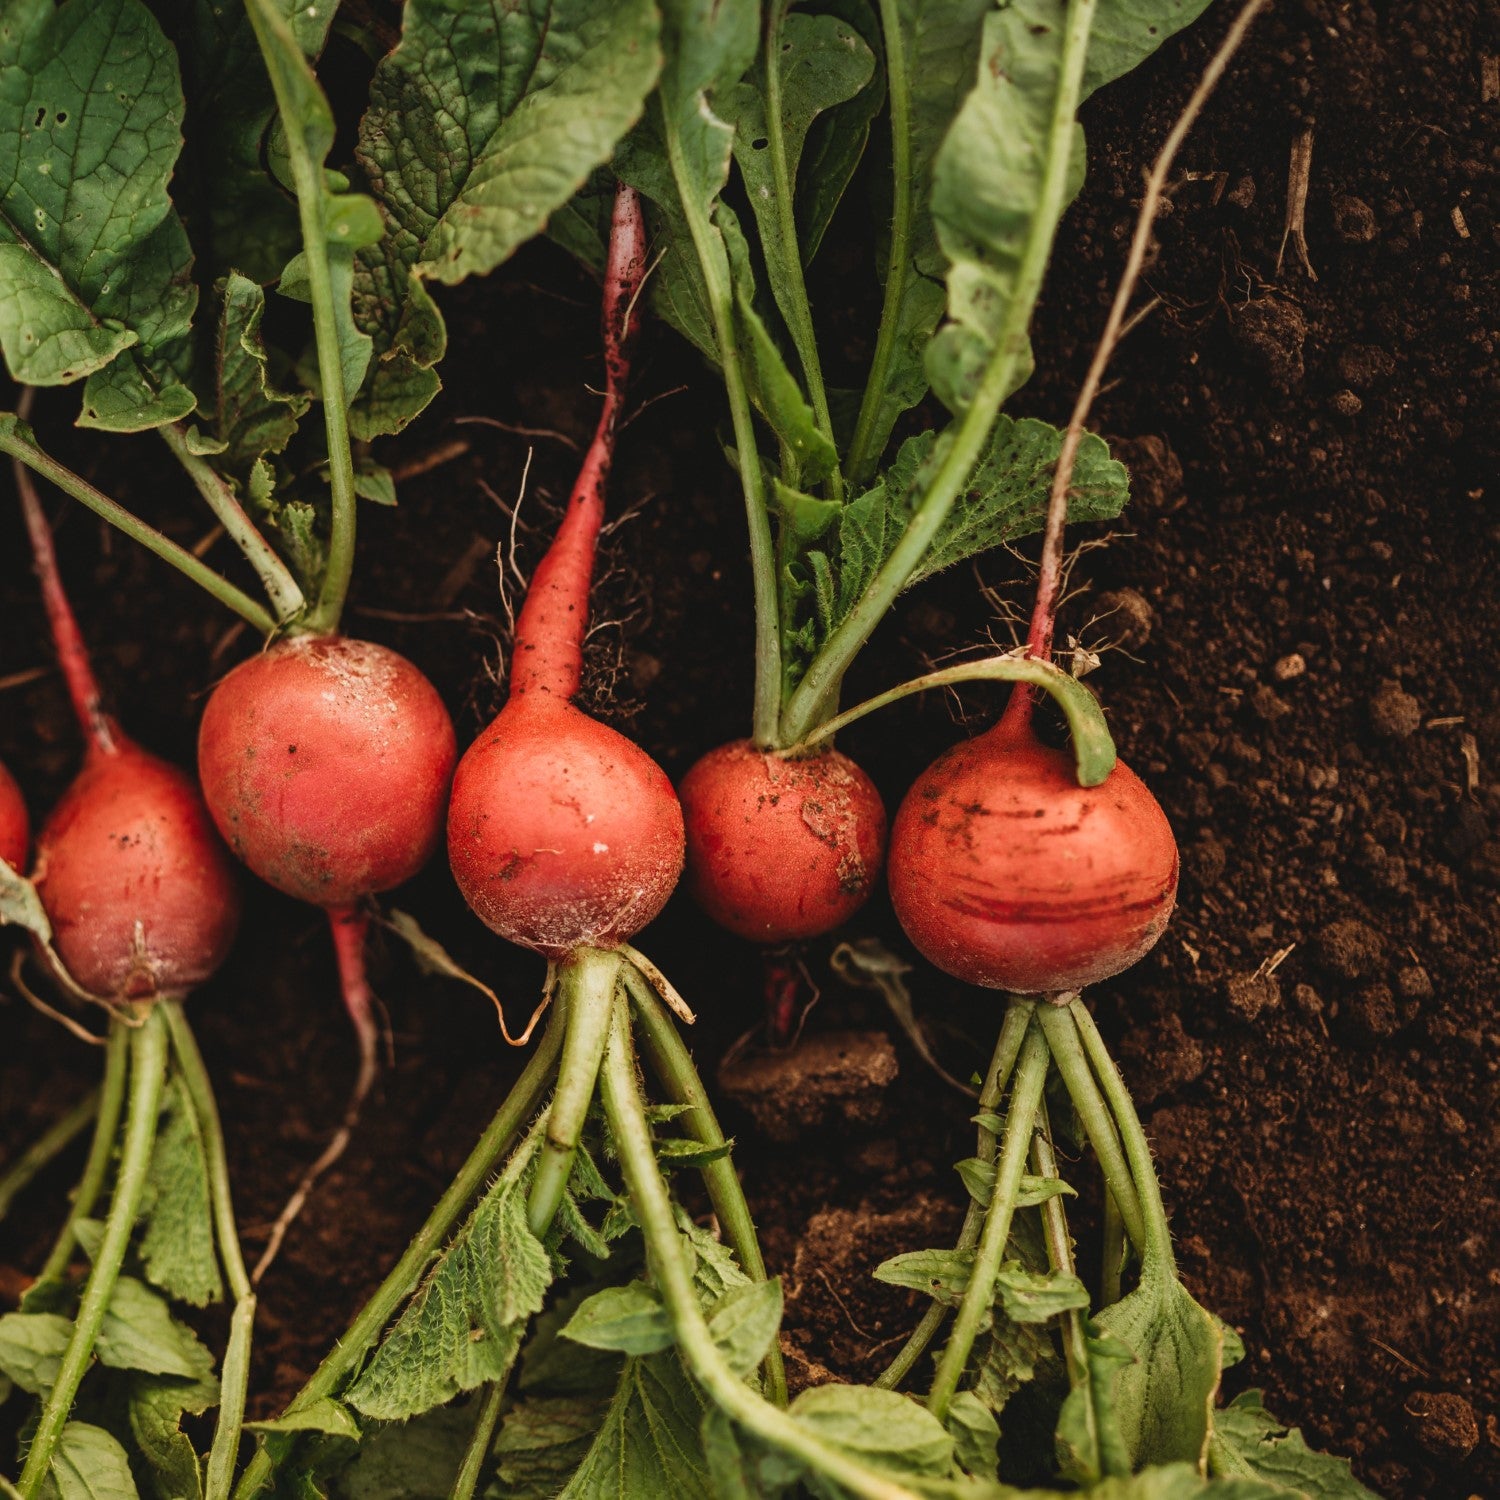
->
[1273, 652, 1307, 681]
[1330, 389, 1363, 416]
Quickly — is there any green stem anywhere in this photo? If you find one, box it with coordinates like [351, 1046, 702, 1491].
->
[763, 10, 841, 500]
[926, 1023, 1049, 1421]
[526, 948, 620, 1237]
[162, 1003, 256, 1500]
[17, 1010, 168, 1499]
[874, 998, 1034, 1390]
[232, 1003, 567, 1500]
[598, 997, 925, 1500]
[846, 0, 913, 490]
[664, 127, 782, 745]
[1070, 1001, 1175, 1269]
[243, 1, 357, 634]
[622, 965, 788, 1407]
[159, 425, 305, 626]
[36, 1027, 129, 1285]
[1100, 1186, 1125, 1308]
[0, 427, 276, 636]
[449, 1382, 507, 1500]
[1031, 1102, 1096, 1453]
[780, 0, 1099, 747]
[0, 1090, 98, 1225]
[1034, 1003, 1146, 1252]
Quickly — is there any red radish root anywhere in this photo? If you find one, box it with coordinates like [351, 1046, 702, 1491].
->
[197, 635, 456, 907]
[14, 453, 241, 1005]
[888, 711, 1177, 994]
[448, 185, 684, 958]
[34, 746, 242, 1002]
[0, 760, 28, 871]
[680, 741, 886, 943]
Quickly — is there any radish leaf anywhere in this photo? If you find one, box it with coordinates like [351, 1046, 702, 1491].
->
[46, 1422, 142, 1500]
[208, 273, 310, 474]
[0, 0, 197, 426]
[346, 1138, 552, 1421]
[1055, 1325, 1135, 1485]
[786, 1384, 955, 1479]
[349, 0, 662, 438]
[128, 1369, 219, 1500]
[927, 0, 1213, 415]
[0, 1312, 71, 1394]
[1208, 1391, 1380, 1498]
[1095, 1264, 1222, 1471]
[138, 1079, 222, 1309]
[96, 1278, 216, 1382]
[561, 1285, 673, 1358]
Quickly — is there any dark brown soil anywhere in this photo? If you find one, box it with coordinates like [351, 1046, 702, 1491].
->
[2, 2, 1496, 1496]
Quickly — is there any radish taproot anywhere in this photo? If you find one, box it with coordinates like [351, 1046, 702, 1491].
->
[0, 759, 28, 871]
[8, 456, 252, 1500]
[888, 708, 1177, 993]
[679, 740, 885, 944]
[447, 186, 683, 961]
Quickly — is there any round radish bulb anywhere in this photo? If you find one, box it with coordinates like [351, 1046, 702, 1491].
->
[198, 635, 456, 907]
[889, 721, 1177, 993]
[33, 744, 241, 1001]
[447, 699, 685, 958]
[679, 740, 887, 943]
[0, 759, 28, 871]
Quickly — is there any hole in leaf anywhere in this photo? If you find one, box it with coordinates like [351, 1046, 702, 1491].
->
[751, 136, 769, 151]
[33, 106, 44, 126]
[55, 111, 66, 124]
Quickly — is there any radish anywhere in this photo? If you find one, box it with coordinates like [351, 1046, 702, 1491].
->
[197, 635, 455, 909]
[0, 759, 28, 871]
[9, 459, 254, 1500]
[679, 740, 886, 944]
[887, 707, 1177, 993]
[447, 187, 683, 961]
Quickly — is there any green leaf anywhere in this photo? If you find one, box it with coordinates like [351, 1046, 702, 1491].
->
[956, 1157, 1076, 1211]
[558, 1350, 713, 1499]
[972, 1314, 1059, 1419]
[96, 1278, 216, 1381]
[873, 1248, 973, 1307]
[795, 0, 886, 265]
[157, 0, 335, 286]
[560, 1284, 673, 1358]
[248, 1398, 361, 1439]
[492, 1393, 614, 1500]
[926, 0, 1212, 415]
[348, 0, 662, 438]
[681, 1214, 752, 1303]
[208, 273, 310, 476]
[0, 0, 195, 403]
[1055, 1326, 1135, 1485]
[792, 416, 1127, 677]
[0, 1311, 71, 1394]
[946, 1390, 1000, 1481]
[247, 0, 380, 403]
[787, 1384, 954, 1479]
[707, 1279, 782, 1380]
[42, 1423, 140, 1500]
[1209, 1390, 1380, 1498]
[995, 1264, 1091, 1325]
[77, 353, 197, 434]
[1095, 1261, 1222, 1471]
[139, 1077, 223, 1308]
[129, 1370, 219, 1500]
[722, 9, 875, 353]
[330, 1401, 476, 1500]
[347, 1139, 552, 1421]
[846, 0, 991, 470]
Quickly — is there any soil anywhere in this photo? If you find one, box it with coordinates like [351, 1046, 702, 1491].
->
[1, 1, 1496, 1496]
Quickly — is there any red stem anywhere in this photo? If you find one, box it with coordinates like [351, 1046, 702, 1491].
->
[509, 184, 648, 702]
[252, 904, 379, 1284]
[13, 455, 117, 758]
